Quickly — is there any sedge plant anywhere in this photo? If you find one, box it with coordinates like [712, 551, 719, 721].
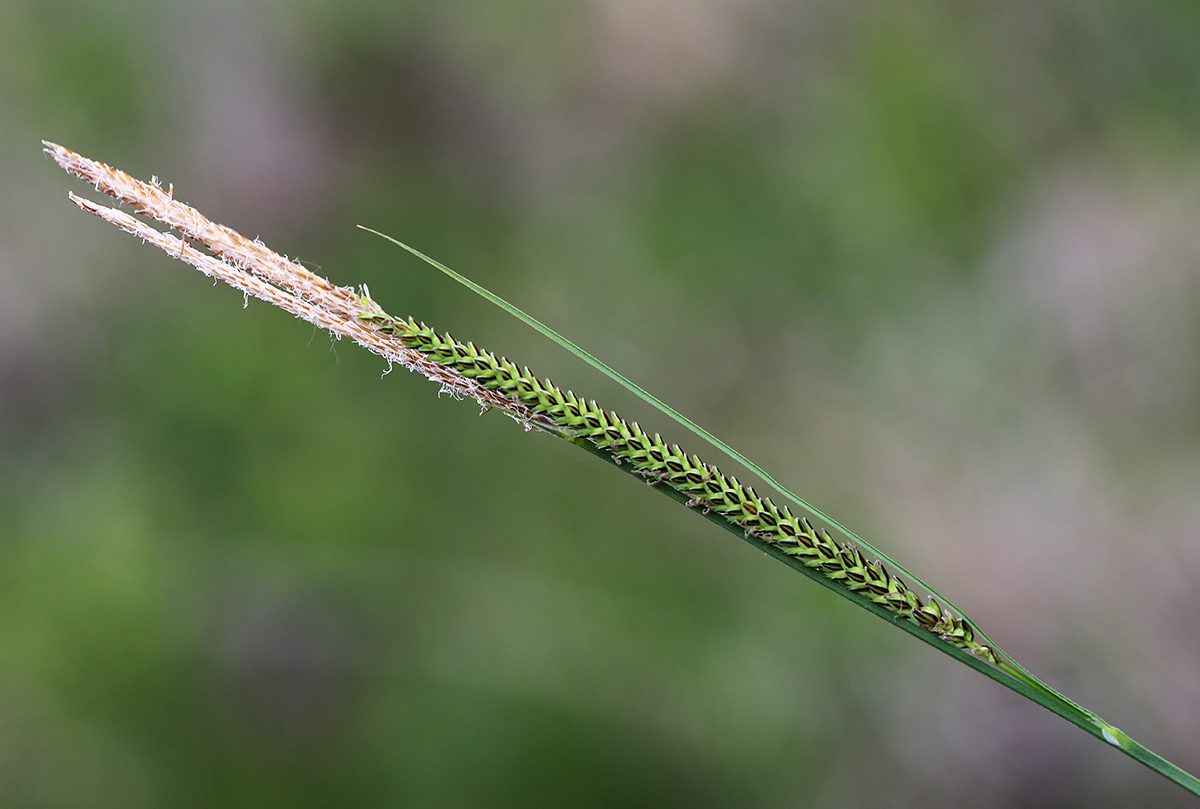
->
[44, 141, 1200, 798]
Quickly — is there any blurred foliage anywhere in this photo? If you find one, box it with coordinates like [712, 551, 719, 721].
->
[4, 1, 1200, 806]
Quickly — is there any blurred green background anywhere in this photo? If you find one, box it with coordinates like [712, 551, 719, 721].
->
[4, 1, 1200, 806]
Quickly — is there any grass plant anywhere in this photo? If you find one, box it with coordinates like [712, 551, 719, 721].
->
[45, 141, 1200, 798]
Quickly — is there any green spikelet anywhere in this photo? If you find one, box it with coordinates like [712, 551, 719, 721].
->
[357, 307, 997, 664]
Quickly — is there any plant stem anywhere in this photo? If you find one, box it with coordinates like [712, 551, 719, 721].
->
[45, 141, 1200, 798]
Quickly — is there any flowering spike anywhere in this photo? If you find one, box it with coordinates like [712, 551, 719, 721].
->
[44, 140, 999, 665]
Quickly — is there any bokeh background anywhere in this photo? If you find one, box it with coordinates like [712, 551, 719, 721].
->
[4, 1, 1200, 806]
